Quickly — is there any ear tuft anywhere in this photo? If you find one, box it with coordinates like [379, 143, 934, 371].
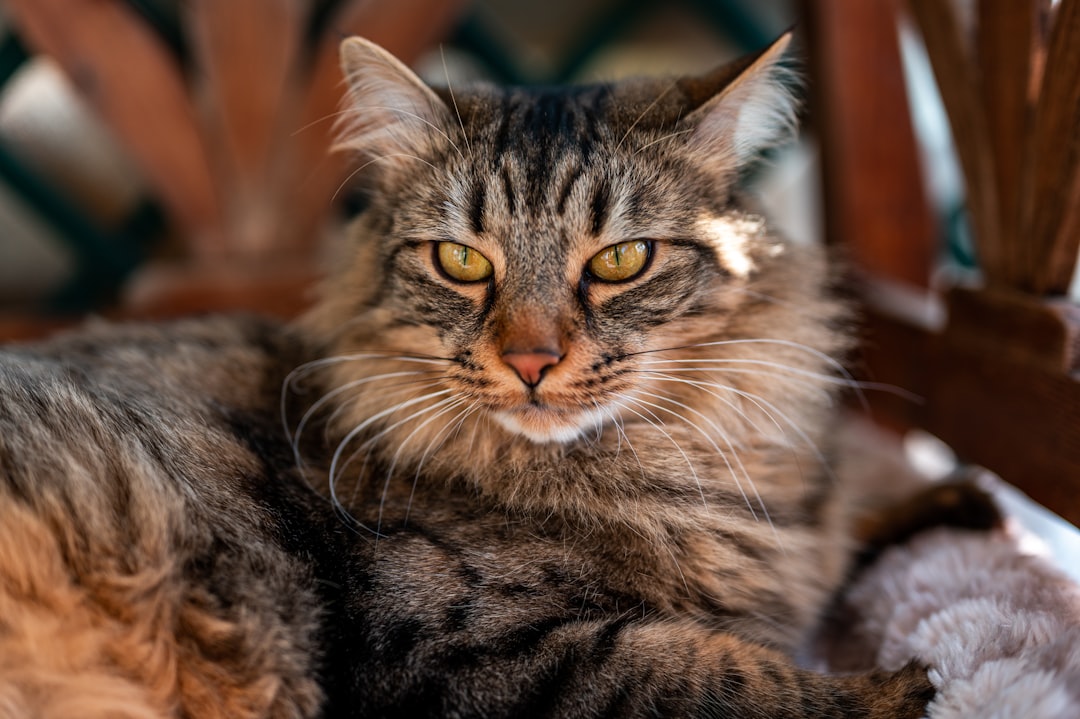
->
[334, 37, 454, 168]
[685, 33, 800, 174]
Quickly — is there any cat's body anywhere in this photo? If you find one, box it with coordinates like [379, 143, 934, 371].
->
[0, 36, 935, 718]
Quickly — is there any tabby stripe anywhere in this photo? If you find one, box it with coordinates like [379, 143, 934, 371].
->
[577, 104, 599, 158]
[597, 663, 655, 719]
[451, 374, 492, 388]
[716, 662, 747, 702]
[492, 94, 514, 157]
[583, 105, 604, 154]
[469, 180, 486, 234]
[590, 180, 610, 236]
[556, 166, 584, 216]
[794, 670, 832, 715]
[557, 101, 579, 138]
[495, 615, 568, 659]
[710, 528, 771, 563]
[501, 163, 516, 214]
[504, 616, 637, 719]
[379, 616, 425, 656]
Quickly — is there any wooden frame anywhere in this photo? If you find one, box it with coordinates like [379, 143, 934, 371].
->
[805, 0, 1080, 526]
[3, 0, 467, 319]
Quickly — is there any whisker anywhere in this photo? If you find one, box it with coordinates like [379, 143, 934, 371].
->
[602, 400, 647, 483]
[615, 80, 676, 152]
[330, 385, 454, 488]
[332, 153, 440, 202]
[289, 352, 450, 380]
[592, 400, 615, 453]
[288, 371, 443, 465]
[291, 367, 442, 427]
[636, 365, 833, 402]
[281, 352, 447, 425]
[609, 394, 706, 508]
[637, 358, 921, 410]
[631, 384, 809, 553]
[625, 391, 765, 526]
[440, 45, 472, 155]
[333, 104, 464, 158]
[376, 395, 468, 537]
[640, 356, 851, 385]
[323, 378, 446, 447]
[601, 400, 622, 457]
[358, 393, 461, 454]
[640, 372, 775, 439]
[631, 338, 850, 375]
[292, 107, 355, 136]
[633, 128, 694, 155]
[403, 403, 480, 526]
[642, 371, 834, 482]
[632, 337, 921, 405]
[329, 388, 452, 500]
[331, 392, 462, 537]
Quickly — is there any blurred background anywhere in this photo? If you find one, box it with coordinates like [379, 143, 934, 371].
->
[0, 0, 1078, 561]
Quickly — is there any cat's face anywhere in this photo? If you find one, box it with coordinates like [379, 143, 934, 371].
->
[305, 36, 840, 453]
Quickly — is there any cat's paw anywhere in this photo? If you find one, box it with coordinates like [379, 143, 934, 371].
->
[862, 661, 935, 719]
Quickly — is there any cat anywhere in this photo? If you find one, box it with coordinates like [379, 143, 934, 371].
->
[0, 33, 940, 718]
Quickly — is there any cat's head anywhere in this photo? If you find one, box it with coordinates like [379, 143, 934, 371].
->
[303, 35, 847, 457]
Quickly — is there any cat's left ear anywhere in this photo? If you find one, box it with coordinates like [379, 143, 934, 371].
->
[334, 37, 455, 168]
[681, 33, 798, 175]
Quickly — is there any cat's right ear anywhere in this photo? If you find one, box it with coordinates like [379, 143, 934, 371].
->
[334, 37, 455, 168]
[679, 33, 799, 178]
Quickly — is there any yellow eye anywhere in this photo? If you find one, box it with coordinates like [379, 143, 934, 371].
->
[437, 242, 493, 282]
[588, 240, 652, 282]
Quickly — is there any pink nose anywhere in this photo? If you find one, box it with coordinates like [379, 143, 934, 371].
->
[502, 350, 561, 387]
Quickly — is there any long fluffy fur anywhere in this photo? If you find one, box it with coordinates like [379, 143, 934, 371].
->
[0, 318, 325, 719]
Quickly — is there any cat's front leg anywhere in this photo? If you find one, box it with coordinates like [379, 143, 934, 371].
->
[338, 612, 933, 718]
[579, 622, 934, 719]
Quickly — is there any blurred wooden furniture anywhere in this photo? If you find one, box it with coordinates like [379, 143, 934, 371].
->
[805, 0, 1080, 526]
[2, 0, 466, 323]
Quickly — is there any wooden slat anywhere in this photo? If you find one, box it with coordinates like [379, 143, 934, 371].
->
[941, 287, 1080, 374]
[858, 292, 1080, 528]
[976, 0, 1043, 276]
[0, 316, 78, 343]
[907, 0, 1003, 286]
[186, 0, 304, 259]
[123, 261, 319, 320]
[802, 0, 935, 288]
[121, 0, 466, 317]
[5, 0, 222, 257]
[1026, 0, 1080, 295]
[925, 355, 1080, 529]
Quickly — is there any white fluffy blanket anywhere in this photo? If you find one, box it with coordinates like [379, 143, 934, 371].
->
[819, 519, 1080, 717]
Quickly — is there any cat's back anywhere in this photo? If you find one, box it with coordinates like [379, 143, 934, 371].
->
[0, 315, 306, 519]
[0, 315, 328, 719]
[1, 313, 297, 409]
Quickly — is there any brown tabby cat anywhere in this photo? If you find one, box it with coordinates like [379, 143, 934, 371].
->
[0, 35, 936, 718]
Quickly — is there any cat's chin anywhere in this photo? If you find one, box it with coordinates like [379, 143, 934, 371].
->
[491, 406, 608, 444]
